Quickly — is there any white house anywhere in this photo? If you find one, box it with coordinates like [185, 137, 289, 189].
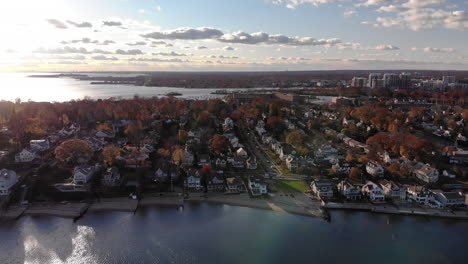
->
[30, 139, 50, 151]
[236, 148, 248, 158]
[248, 176, 267, 196]
[361, 181, 385, 203]
[246, 157, 257, 170]
[73, 166, 97, 185]
[337, 180, 361, 200]
[407, 185, 433, 204]
[366, 161, 384, 178]
[15, 149, 37, 163]
[225, 177, 245, 194]
[413, 164, 439, 183]
[207, 173, 225, 192]
[102, 167, 121, 187]
[185, 169, 201, 191]
[0, 168, 18, 196]
[434, 191, 465, 207]
[182, 150, 195, 166]
[379, 180, 406, 201]
[310, 180, 334, 199]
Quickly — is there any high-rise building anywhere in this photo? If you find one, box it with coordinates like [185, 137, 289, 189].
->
[371, 79, 385, 89]
[351, 77, 367, 87]
[442, 76, 456, 85]
[399, 73, 412, 89]
[367, 73, 382, 88]
[383, 73, 399, 89]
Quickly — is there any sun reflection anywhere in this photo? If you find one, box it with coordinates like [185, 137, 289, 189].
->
[24, 225, 98, 264]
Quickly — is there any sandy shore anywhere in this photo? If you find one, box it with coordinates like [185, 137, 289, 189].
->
[139, 196, 184, 207]
[24, 203, 88, 218]
[89, 198, 138, 212]
[186, 193, 325, 218]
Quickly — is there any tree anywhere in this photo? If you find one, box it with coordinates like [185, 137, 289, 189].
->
[55, 139, 93, 163]
[97, 123, 112, 131]
[102, 144, 121, 166]
[209, 134, 230, 153]
[286, 130, 305, 146]
[178, 130, 188, 144]
[349, 167, 362, 182]
[345, 151, 356, 163]
[172, 146, 184, 166]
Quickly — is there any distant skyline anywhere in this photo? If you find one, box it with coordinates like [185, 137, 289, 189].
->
[1, 0, 467, 72]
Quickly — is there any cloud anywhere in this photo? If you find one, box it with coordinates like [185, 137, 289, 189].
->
[103, 21, 122, 27]
[34, 46, 113, 54]
[46, 19, 67, 29]
[196, 46, 208, 50]
[66, 20, 93, 28]
[141, 27, 224, 40]
[223, 46, 235, 51]
[272, 0, 346, 9]
[127, 58, 188, 62]
[152, 51, 187, 56]
[151, 41, 167, 45]
[126, 41, 147, 46]
[115, 49, 144, 55]
[374, 44, 400, 50]
[423, 47, 455, 52]
[92, 55, 119, 61]
[54, 55, 86, 60]
[101, 40, 116, 45]
[142, 27, 341, 46]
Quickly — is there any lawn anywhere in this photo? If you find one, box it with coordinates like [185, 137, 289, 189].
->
[276, 180, 309, 193]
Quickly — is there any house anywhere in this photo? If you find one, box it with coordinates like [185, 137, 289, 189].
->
[197, 154, 211, 167]
[232, 157, 245, 169]
[434, 191, 465, 207]
[85, 137, 105, 152]
[215, 158, 227, 169]
[379, 180, 406, 201]
[30, 139, 50, 151]
[310, 180, 334, 199]
[225, 176, 245, 194]
[207, 172, 225, 192]
[0, 168, 18, 196]
[261, 134, 273, 145]
[366, 161, 384, 178]
[407, 185, 433, 204]
[182, 149, 195, 166]
[332, 161, 351, 175]
[361, 181, 385, 203]
[286, 156, 299, 172]
[315, 145, 338, 159]
[73, 165, 97, 185]
[248, 176, 268, 196]
[102, 167, 121, 187]
[96, 130, 116, 139]
[413, 163, 439, 183]
[15, 149, 37, 163]
[185, 169, 201, 191]
[382, 151, 399, 164]
[278, 143, 296, 161]
[236, 148, 248, 158]
[337, 180, 361, 200]
[223, 117, 234, 131]
[246, 157, 258, 170]
[442, 169, 456, 178]
[154, 163, 179, 183]
[140, 144, 155, 155]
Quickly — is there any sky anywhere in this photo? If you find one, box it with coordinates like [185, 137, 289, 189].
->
[0, 0, 467, 72]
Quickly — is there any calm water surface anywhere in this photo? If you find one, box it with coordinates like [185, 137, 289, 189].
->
[0, 73, 274, 102]
[0, 204, 467, 264]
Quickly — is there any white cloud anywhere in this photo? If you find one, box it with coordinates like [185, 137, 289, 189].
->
[66, 20, 93, 28]
[92, 55, 119, 61]
[152, 51, 187, 56]
[103, 21, 122, 27]
[115, 49, 144, 55]
[46, 19, 67, 29]
[423, 47, 455, 52]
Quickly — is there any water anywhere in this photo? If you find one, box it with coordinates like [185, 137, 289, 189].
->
[0, 204, 467, 264]
[0, 73, 262, 102]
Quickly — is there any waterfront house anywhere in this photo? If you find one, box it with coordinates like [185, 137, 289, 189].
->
[310, 180, 334, 199]
[207, 172, 225, 192]
[407, 185, 433, 204]
[361, 181, 385, 203]
[413, 163, 439, 183]
[15, 148, 37, 163]
[73, 165, 97, 185]
[0, 168, 18, 196]
[433, 191, 465, 207]
[102, 167, 121, 187]
[225, 176, 245, 194]
[337, 180, 361, 200]
[366, 161, 384, 178]
[30, 139, 50, 151]
[248, 176, 267, 196]
[379, 180, 406, 201]
[185, 169, 201, 191]
[154, 163, 179, 183]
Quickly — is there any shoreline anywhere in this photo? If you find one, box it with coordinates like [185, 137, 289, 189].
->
[1, 195, 467, 222]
